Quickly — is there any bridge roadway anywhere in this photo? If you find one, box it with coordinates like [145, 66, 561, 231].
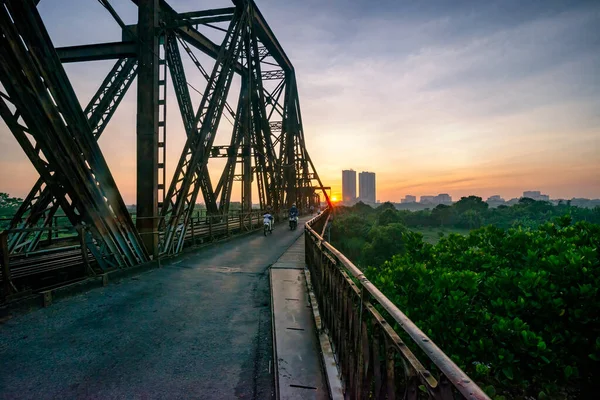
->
[0, 218, 312, 399]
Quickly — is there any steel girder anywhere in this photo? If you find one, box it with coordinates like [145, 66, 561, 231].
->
[0, 0, 148, 268]
[165, 33, 219, 215]
[159, 7, 248, 254]
[7, 58, 139, 254]
[215, 79, 248, 214]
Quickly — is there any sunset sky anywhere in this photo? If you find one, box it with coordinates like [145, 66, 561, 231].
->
[0, 0, 599, 204]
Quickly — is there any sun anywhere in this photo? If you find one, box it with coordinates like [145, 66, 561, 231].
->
[331, 195, 339, 202]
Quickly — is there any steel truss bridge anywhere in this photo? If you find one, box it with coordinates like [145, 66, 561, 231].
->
[0, 0, 329, 270]
[0, 1, 488, 399]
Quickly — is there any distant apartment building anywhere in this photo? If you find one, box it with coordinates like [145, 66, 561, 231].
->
[523, 190, 550, 201]
[436, 193, 452, 205]
[342, 169, 357, 203]
[419, 194, 452, 205]
[486, 195, 506, 208]
[487, 195, 505, 202]
[401, 195, 417, 203]
[358, 171, 376, 203]
[420, 195, 436, 204]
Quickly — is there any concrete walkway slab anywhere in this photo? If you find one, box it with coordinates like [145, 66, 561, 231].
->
[270, 236, 328, 400]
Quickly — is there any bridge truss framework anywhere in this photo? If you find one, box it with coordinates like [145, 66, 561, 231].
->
[0, 0, 331, 267]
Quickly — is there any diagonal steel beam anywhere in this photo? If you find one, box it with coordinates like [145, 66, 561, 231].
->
[160, 8, 247, 254]
[0, 0, 147, 268]
[165, 32, 218, 215]
[216, 78, 247, 213]
[7, 58, 138, 254]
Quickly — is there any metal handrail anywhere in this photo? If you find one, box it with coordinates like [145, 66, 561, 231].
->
[305, 210, 489, 399]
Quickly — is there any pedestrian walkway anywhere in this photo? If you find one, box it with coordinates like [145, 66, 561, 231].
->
[270, 235, 328, 399]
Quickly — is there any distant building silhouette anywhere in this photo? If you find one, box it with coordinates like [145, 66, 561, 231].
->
[523, 190, 549, 201]
[486, 195, 506, 208]
[436, 193, 452, 205]
[420, 195, 436, 204]
[401, 195, 416, 203]
[419, 194, 452, 205]
[342, 169, 356, 203]
[358, 171, 376, 203]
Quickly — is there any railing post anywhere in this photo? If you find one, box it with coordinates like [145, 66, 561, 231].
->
[47, 216, 53, 245]
[209, 215, 213, 240]
[77, 226, 94, 277]
[191, 216, 195, 244]
[1, 231, 16, 297]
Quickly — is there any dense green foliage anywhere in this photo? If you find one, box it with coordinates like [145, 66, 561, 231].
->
[400, 196, 600, 230]
[369, 218, 600, 398]
[0, 192, 22, 217]
[330, 201, 600, 398]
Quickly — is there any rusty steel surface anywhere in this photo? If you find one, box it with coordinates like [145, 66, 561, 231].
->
[304, 210, 490, 400]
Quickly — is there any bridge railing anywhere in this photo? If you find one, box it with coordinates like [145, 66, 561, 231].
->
[305, 209, 489, 399]
[0, 210, 267, 297]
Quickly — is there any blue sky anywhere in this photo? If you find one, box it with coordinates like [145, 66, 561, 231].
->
[0, 0, 598, 202]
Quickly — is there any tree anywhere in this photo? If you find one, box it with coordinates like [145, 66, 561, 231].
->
[377, 208, 402, 226]
[454, 196, 489, 214]
[431, 204, 454, 226]
[362, 223, 408, 267]
[0, 192, 23, 217]
[352, 201, 375, 215]
[376, 202, 396, 213]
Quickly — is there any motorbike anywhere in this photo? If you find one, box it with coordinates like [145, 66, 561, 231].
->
[289, 215, 298, 230]
[263, 219, 273, 236]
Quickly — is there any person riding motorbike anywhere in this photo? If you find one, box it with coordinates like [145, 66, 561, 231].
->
[289, 203, 298, 219]
[288, 203, 299, 230]
[263, 206, 274, 233]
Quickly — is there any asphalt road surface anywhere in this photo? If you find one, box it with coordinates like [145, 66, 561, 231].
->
[0, 220, 307, 399]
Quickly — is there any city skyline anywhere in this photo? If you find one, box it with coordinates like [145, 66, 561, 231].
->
[0, 0, 599, 204]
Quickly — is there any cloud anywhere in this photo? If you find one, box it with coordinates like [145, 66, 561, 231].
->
[1, 0, 599, 203]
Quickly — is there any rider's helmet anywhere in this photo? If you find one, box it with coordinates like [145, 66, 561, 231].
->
[292, 203, 296, 207]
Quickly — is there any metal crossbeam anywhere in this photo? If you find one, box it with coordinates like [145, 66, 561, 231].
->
[261, 70, 285, 80]
[57, 41, 137, 63]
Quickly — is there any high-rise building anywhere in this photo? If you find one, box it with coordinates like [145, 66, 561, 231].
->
[342, 169, 357, 203]
[358, 171, 376, 203]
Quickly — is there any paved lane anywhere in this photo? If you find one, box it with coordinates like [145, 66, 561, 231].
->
[0, 219, 308, 400]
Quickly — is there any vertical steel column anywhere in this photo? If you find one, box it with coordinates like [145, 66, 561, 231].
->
[158, 35, 168, 208]
[241, 39, 253, 213]
[136, 0, 160, 258]
[284, 75, 297, 208]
